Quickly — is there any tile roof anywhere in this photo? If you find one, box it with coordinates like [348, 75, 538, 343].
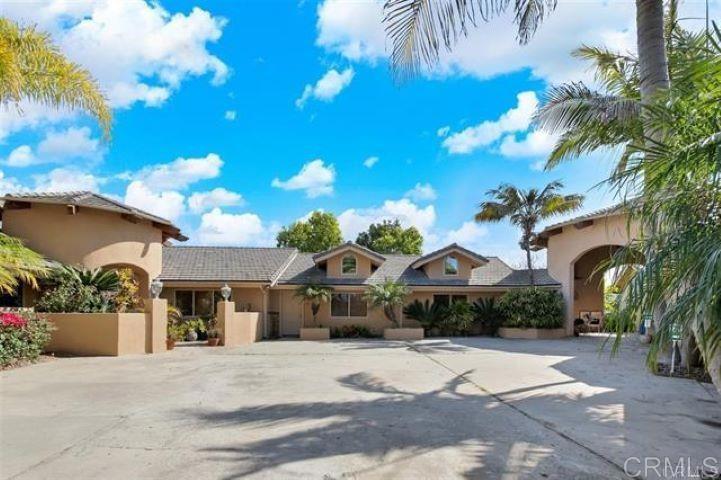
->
[312, 241, 386, 263]
[278, 253, 558, 287]
[410, 243, 488, 269]
[159, 246, 297, 282]
[1, 191, 186, 240]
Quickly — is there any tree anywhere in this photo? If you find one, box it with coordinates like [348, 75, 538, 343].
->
[475, 181, 583, 285]
[355, 219, 423, 254]
[383, 0, 669, 111]
[364, 279, 410, 327]
[294, 284, 334, 328]
[0, 233, 47, 294]
[276, 211, 343, 252]
[0, 18, 111, 138]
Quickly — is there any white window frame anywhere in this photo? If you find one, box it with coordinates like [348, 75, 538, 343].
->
[341, 254, 358, 276]
[444, 255, 459, 276]
[331, 292, 367, 318]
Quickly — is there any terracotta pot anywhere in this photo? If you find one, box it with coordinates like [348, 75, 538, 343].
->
[166, 338, 176, 350]
[207, 337, 220, 347]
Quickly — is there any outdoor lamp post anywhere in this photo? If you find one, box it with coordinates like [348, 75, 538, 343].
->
[150, 278, 163, 299]
[221, 283, 231, 301]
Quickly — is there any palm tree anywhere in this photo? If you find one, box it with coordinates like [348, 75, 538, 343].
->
[294, 284, 334, 328]
[0, 18, 111, 137]
[475, 181, 583, 285]
[0, 233, 47, 294]
[364, 279, 410, 327]
[383, 0, 670, 107]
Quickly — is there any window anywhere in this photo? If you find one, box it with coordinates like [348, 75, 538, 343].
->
[175, 290, 222, 317]
[444, 255, 459, 275]
[342, 255, 357, 275]
[433, 294, 467, 307]
[331, 293, 367, 317]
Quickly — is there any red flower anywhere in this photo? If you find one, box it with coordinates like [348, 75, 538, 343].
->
[0, 312, 27, 328]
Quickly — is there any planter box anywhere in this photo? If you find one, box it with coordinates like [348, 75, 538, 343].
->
[384, 328, 424, 341]
[300, 327, 330, 340]
[498, 327, 567, 340]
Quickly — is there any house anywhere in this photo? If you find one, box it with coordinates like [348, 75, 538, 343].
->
[1, 191, 562, 336]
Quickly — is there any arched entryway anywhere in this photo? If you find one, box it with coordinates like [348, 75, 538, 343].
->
[99, 263, 151, 299]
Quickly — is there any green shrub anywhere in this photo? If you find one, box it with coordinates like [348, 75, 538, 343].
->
[36, 281, 115, 313]
[499, 288, 564, 329]
[472, 297, 505, 335]
[441, 301, 474, 335]
[0, 312, 54, 368]
[330, 324, 378, 338]
[403, 299, 447, 332]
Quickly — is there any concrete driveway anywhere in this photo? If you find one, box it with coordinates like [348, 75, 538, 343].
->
[1, 337, 719, 479]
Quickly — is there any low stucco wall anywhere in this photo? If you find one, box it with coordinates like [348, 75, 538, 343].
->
[498, 327, 567, 340]
[217, 301, 262, 346]
[384, 328, 424, 341]
[300, 328, 330, 340]
[45, 313, 147, 356]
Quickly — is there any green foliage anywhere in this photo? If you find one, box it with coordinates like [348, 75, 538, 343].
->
[114, 268, 142, 312]
[363, 279, 410, 327]
[36, 265, 121, 313]
[472, 297, 505, 335]
[475, 181, 583, 283]
[0, 312, 53, 367]
[441, 300, 474, 335]
[355, 219, 423, 254]
[498, 288, 564, 329]
[0, 233, 48, 295]
[294, 283, 334, 326]
[403, 299, 447, 331]
[0, 18, 112, 138]
[277, 211, 343, 252]
[330, 324, 378, 338]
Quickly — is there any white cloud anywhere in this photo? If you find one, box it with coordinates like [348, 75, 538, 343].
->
[188, 187, 244, 214]
[363, 156, 379, 168]
[271, 159, 335, 198]
[499, 130, 558, 158]
[337, 198, 436, 240]
[437, 126, 450, 138]
[33, 168, 103, 192]
[224, 110, 237, 121]
[0, 170, 25, 194]
[196, 207, 278, 246]
[4, 146, 35, 167]
[0, 0, 229, 140]
[296, 68, 354, 108]
[442, 91, 538, 154]
[404, 182, 437, 202]
[124, 180, 185, 221]
[426, 221, 488, 253]
[315, 0, 720, 85]
[132, 153, 223, 191]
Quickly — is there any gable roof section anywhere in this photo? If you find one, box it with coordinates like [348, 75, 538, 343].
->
[533, 203, 629, 250]
[410, 243, 488, 270]
[278, 253, 558, 287]
[159, 246, 297, 282]
[1, 191, 187, 241]
[312, 242, 386, 265]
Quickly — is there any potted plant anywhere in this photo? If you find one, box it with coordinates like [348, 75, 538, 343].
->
[365, 279, 422, 341]
[206, 317, 220, 346]
[166, 323, 183, 350]
[294, 284, 334, 340]
[183, 317, 206, 341]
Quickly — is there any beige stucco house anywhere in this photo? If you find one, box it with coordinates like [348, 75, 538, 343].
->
[1, 191, 634, 337]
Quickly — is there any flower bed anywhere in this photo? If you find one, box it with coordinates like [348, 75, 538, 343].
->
[0, 311, 53, 368]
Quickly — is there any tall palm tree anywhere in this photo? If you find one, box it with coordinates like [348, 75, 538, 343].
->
[0, 233, 47, 294]
[383, 0, 670, 107]
[364, 279, 410, 327]
[294, 284, 334, 328]
[0, 18, 111, 137]
[475, 181, 583, 285]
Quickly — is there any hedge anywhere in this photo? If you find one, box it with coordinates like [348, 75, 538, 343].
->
[498, 288, 564, 329]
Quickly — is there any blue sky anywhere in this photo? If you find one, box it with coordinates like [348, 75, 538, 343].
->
[0, 0, 717, 265]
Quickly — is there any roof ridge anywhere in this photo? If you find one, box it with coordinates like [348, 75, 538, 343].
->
[163, 245, 295, 250]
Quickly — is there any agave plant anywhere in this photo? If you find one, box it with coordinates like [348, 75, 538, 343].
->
[56, 265, 120, 292]
[363, 279, 409, 328]
[403, 299, 447, 332]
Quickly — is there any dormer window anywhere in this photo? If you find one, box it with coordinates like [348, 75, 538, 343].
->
[444, 255, 459, 275]
[342, 255, 357, 275]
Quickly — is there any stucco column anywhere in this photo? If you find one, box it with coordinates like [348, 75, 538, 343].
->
[217, 301, 236, 346]
[261, 287, 269, 339]
[144, 298, 167, 353]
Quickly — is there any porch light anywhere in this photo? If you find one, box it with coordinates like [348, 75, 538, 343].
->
[150, 278, 163, 299]
[221, 283, 231, 301]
